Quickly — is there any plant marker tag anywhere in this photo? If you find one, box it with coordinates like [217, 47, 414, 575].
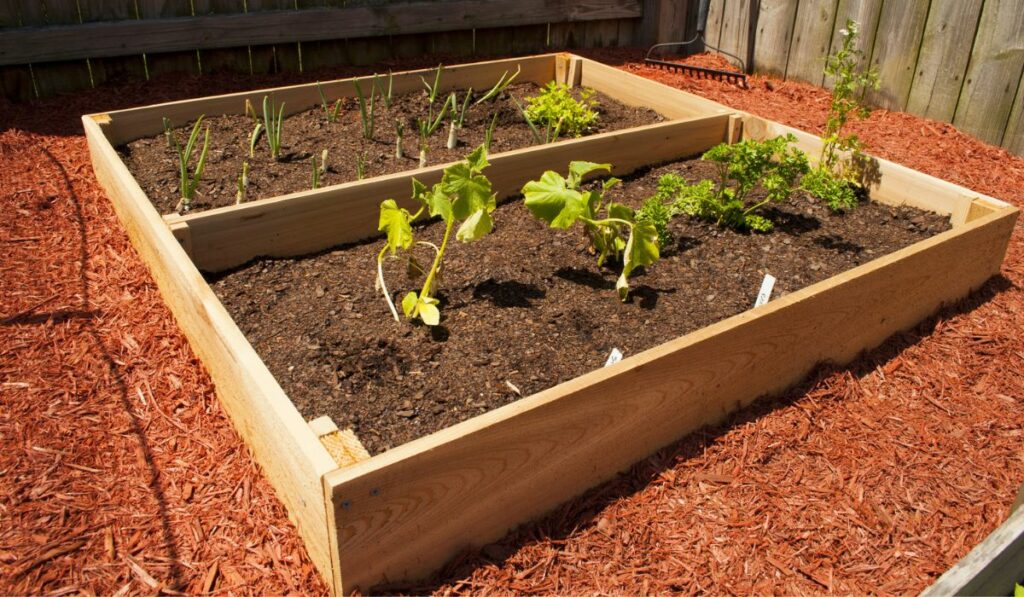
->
[605, 347, 624, 367]
[755, 273, 776, 307]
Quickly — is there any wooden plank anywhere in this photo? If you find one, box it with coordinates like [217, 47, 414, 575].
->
[922, 504, 1024, 596]
[82, 114, 340, 585]
[785, 0, 839, 83]
[322, 142, 1016, 591]
[578, 57, 733, 119]
[703, 0, 727, 53]
[173, 115, 732, 272]
[751, 0, 799, 78]
[1003, 71, 1024, 155]
[905, 0, 984, 123]
[864, 0, 930, 111]
[100, 55, 558, 144]
[137, 0, 201, 79]
[583, 19, 622, 49]
[822, 0, 882, 88]
[0, 0, 643, 66]
[716, 0, 753, 72]
[17, 0, 95, 97]
[953, 0, 1024, 146]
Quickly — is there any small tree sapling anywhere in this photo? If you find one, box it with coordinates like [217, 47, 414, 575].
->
[522, 161, 660, 300]
[376, 145, 497, 326]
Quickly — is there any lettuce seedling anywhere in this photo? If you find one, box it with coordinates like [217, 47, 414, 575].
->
[376, 145, 497, 326]
[522, 161, 659, 300]
[524, 82, 599, 138]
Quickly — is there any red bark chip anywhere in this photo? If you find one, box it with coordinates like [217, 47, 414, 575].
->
[2, 48, 1022, 594]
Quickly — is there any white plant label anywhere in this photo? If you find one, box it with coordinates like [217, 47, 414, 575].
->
[755, 273, 776, 307]
[604, 347, 624, 367]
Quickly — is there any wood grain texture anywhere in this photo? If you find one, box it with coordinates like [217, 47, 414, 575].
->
[578, 58, 733, 118]
[322, 117, 1016, 590]
[905, 0, 984, 122]
[751, 0, 798, 77]
[953, 0, 1024, 146]
[865, 0, 929, 111]
[0, 0, 642, 65]
[716, 0, 753, 71]
[785, 0, 839, 82]
[176, 115, 731, 272]
[921, 504, 1024, 596]
[1003, 72, 1024, 154]
[703, 0, 727, 52]
[82, 114, 340, 585]
[822, 0, 882, 88]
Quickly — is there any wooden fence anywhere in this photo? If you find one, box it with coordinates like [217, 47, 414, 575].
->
[702, 0, 1024, 155]
[0, 0, 656, 101]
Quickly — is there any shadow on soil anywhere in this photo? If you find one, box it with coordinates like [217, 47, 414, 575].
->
[377, 273, 1014, 594]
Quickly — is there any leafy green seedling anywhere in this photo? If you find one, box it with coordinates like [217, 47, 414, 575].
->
[353, 79, 376, 140]
[376, 145, 497, 325]
[167, 115, 211, 213]
[261, 95, 285, 160]
[474, 65, 520, 105]
[522, 161, 659, 300]
[236, 161, 249, 204]
[524, 82, 599, 138]
[316, 81, 343, 123]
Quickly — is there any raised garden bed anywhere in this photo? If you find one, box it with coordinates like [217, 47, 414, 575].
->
[82, 55, 1018, 594]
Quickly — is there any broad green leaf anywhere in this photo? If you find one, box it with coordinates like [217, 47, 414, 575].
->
[378, 199, 414, 255]
[422, 186, 453, 222]
[607, 202, 634, 222]
[616, 222, 660, 301]
[442, 163, 494, 220]
[418, 297, 440, 326]
[522, 170, 585, 229]
[464, 144, 489, 173]
[602, 176, 621, 191]
[411, 178, 428, 201]
[401, 291, 418, 317]
[456, 208, 493, 242]
[567, 160, 610, 186]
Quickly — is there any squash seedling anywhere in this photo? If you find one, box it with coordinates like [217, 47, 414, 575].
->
[446, 89, 472, 149]
[522, 161, 659, 300]
[236, 161, 249, 204]
[474, 65, 519, 105]
[167, 116, 211, 214]
[376, 145, 497, 326]
[316, 81, 343, 123]
[261, 95, 285, 160]
[353, 79, 376, 140]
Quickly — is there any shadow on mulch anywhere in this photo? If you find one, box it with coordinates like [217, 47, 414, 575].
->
[380, 273, 1014, 595]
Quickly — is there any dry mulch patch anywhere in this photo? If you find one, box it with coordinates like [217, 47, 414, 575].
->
[1, 48, 1022, 595]
[121, 83, 661, 214]
[212, 158, 947, 455]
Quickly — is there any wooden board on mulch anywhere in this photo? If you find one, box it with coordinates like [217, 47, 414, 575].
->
[209, 157, 948, 455]
[118, 83, 663, 214]
[2, 48, 1022, 595]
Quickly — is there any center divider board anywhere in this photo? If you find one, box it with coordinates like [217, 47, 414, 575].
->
[172, 114, 732, 273]
[321, 117, 1016, 591]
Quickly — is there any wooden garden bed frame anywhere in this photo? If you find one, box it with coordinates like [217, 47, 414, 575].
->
[82, 54, 1019, 594]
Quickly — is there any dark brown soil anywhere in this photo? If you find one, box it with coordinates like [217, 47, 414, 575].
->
[119, 83, 663, 214]
[209, 157, 950, 455]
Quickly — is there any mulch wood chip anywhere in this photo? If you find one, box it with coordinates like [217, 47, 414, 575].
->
[2, 48, 1022, 594]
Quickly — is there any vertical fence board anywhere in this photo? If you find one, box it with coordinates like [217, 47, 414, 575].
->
[752, 0, 798, 77]
[138, 0, 201, 78]
[953, 0, 1024, 146]
[1003, 74, 1024, 154]
[27, 0, 96, 96]
[617, 17, 636, 47]
[785, 0, 839, 82]
[584, 19, 622, 49]
[0, 0, 32, 99]
[865, 0, 930, 111]
[513, 23, 549, 54]
[548, 22, 589, 50]
[716, 0, 752, 71]
[905, 0, 983, 123]
[822, 0, 882, 88]
[703, 0, 727, 52]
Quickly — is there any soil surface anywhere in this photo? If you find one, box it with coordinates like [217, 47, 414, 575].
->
[210, 158, 949, 455]
[119, 83, 663, 214]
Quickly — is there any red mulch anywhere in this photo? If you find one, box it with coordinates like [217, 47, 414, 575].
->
[1, 48, 1022, 595]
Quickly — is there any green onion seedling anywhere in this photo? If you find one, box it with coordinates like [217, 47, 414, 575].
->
[374, 71, 394, 108]
[395, 119, 405, 159]
[353, 79, 376, 140]
[261, 95, 285, 160]
[311, 149, 328, 189]
[483, 112, 498, 152]
[316, 81, 342, 123]
[162, 117, 174, 149]
[166, 115, 211, 214]
[446, 89, 473, 149]
[356, 152, 367, 180]
[474, 65, 519, 105]
[236, 161, 249, 204]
